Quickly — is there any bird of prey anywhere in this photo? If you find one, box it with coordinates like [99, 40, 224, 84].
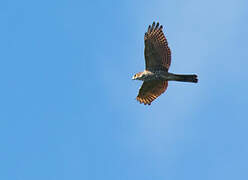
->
[132, 22, 198, 105]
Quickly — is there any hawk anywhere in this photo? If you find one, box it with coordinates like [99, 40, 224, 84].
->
[132, 22, 198, 105]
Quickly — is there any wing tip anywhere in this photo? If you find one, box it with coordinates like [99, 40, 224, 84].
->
[136, 97, 152, 105]
[146, 21, 164, 34]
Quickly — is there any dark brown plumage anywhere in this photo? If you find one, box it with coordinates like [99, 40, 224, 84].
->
[144, 22, 171, 71]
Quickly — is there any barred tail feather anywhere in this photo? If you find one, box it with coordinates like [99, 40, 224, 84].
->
[172, 74, 198, 83]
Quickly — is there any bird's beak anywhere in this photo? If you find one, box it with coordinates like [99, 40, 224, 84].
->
[132, 76, 135, 80]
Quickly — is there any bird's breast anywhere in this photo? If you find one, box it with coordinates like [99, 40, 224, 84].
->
[143, 71, 169, 81]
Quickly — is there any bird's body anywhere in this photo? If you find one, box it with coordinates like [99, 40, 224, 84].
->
[133, 70, 198, 82]
[133, 70, 165, 81]
[133, 22, 198, 105]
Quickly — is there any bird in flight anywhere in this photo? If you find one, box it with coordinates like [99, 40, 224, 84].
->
[132, 22, 198, 105]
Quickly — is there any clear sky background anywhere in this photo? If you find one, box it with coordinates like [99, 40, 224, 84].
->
[1, 0, 248, 179]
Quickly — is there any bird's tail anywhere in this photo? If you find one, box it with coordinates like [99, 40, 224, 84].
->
[170, 74, 198, 83]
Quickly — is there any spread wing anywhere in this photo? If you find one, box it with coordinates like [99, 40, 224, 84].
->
[144, 22, 171, 71]
[136, 80, 168, 105]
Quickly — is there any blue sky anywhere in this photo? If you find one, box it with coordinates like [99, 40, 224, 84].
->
[1, 0, 248, 179]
